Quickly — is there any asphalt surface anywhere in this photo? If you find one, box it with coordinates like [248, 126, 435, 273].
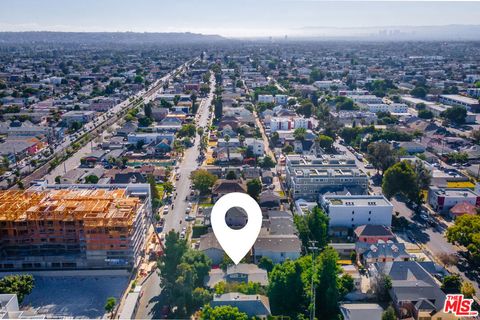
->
[134, 75, 215, 320]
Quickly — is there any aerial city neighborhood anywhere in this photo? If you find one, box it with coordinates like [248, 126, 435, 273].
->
[0, 33, 480, 320]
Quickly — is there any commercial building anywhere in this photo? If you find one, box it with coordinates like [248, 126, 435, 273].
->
[428, 187, 480, 214]
[439, 94, 480, 112]
[320, 195, 393, 228]
[285, 155, 368, 200]
[61, 110, 96, 126]
[0, 184, 151, 270]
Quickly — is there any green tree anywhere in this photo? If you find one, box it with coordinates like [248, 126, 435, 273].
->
[191, 288, 213, 312]
[461, 281, 476, 298]
[84, 175, 99, 184]
[214, 96, 223, 120]
[178, 124, 197, 138]
[338, 273, 354, 298]
[382, 306, 396, 320]
[190, 170, 218, 195]
[199, 305, 248, 320]
[181, 250, 212, 288]
[441, 106, 467, 124]
[144, 103, 153, 119]
[247, 178, 262, 200]
[158, 231, 188, 307]
[226, 171, 237, 180]
[413, 160, 432, 190]
[367, 142, 397, 174]
[294, 206, 329, 250]
[268, 259, 307, 317]
[382, 161, 420, 204]
[260, 155, 276, 169]
[418, 109, 434, 119]
[411, 86, 428, 98]
[270, 132, 280, 147]
[104, 297, 116, 314]
[316, 134, 334, 151]
[317, 247, 341, 317]
[258, 257, 274, 273]
[0, 274, 35, 303]
[441, 274, 462, 294]
[446, 215, 480, 265]
[293, 128, 307, 141]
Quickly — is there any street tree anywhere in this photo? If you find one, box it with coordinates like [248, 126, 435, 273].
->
[382, 161, 420, 204]
[199, 305, 248, 320]
[104, 297, 116, 315]
[441, 274, 462, 294]
[367, 142, 397, 174]
[461, 281, 476, 298]
[246, 178, 262, 200]
[294, 206, 329, 250]
[441, 106, 467, 124]
[190, 170, 218, 195]
[260, 155, 275, 169]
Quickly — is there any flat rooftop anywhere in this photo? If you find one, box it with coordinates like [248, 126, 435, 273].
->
[323, 195, 392, 207]
[430, 187, 479, 198]
[440, 94, 479, 105]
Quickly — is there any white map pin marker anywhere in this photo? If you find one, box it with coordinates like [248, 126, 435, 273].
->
[211, 192, 262, 265]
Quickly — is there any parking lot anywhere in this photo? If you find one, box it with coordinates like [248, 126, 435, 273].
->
[22, 275, 129, 319]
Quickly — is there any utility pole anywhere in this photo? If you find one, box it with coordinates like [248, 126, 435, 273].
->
[308, 240, 319, 320]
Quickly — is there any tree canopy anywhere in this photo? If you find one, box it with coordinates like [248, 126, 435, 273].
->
[294, 206, 329, 251]
[441, 106, 467, 124]
[190, 170, 218, 195]
[199, 305, 248, 320]
[246, 178, 262, 200]
[366, 142, 397, 174]
[382, 161, 420, 204]
[0, 274, 35, 303]
[446, 215, 480, 265]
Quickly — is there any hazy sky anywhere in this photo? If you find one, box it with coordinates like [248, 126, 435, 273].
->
[1, 0, 480, 37]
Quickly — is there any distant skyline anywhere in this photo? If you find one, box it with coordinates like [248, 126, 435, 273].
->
[1, 0, 480, 37]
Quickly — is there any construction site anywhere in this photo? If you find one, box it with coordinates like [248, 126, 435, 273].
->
[0, 185, 151, 270]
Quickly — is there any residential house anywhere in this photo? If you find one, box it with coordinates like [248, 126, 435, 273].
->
[210, 293, 271, 318]
[354, 225, 396, 244]
[340, 303, 383, 320]
[356, 241, 411, 264]
[205, 264, 268, 288]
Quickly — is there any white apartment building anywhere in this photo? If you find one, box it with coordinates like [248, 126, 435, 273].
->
[320, 195, 393, 228]
[275, 95, 288, 105]
[439, 94, 480, 112]
[365, 103, 389, 113]
[349, 95, 383, 104]
[270, 118, 291, 132]
[258, 94, 275, 104]
[293, 117, 311, 129]
[285, 155, 368, 200]
[245, 138, 265, 156]
[388, 103, 409, 113]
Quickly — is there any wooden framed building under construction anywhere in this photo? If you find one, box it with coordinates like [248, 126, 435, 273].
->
[0, 184, 151, 270]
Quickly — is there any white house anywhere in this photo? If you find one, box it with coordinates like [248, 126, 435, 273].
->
[270, 118, 291, 132]
[388, 103, 409, 113]
[258, 95, 275, 104]
[293, 117, 311, 129]
[320, 195, 393, 228]
[275, 95, 288, 105]
[245, 138, 265, 156]
[365, 104, 389, 113]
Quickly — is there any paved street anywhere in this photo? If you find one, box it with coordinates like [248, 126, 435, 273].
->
[134, 75, 215, 319]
